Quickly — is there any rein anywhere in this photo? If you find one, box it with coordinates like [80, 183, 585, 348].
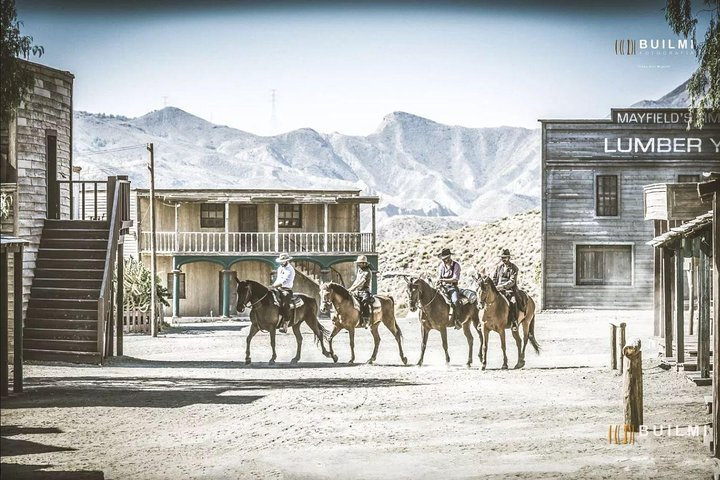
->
[240, 284, 270, 309]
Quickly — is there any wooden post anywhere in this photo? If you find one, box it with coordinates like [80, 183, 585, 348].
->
[148, 143, 158, 337]
[619, 322, 627, 372]
[689, 256, 696, 336]
[116, 241, 124, 357]
[224, 202, 229, 252]
[712, 191, 719, 459]
[675, 245, 685, 364]
[653, 220, 663, 337]
[13, 248, 23, 393]
[662, 248, 673, 358]
[323, 203, 328, 252]
[1, 251, 8, 397]
[623, 338, 643, 432]
[371, 203, 376, 253]
[610, 323, 618, 370]
[174, 203, 179, 252]
[698, 241, 711, 379]
[274, 203, 279, 253]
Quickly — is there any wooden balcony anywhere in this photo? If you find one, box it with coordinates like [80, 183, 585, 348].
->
[140, 231, 375, 255]
[643, 183, 711, 221]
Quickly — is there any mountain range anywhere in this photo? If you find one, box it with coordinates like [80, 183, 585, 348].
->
[73, 79, 689, 224]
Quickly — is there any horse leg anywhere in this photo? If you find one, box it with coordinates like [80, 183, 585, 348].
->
[348, 327, 356, 364]
[290, 323, 302, 364]
[512, 328, 524, 369]
[245, 322, 259, 365]
[499, 328, 508, 369]
[383, 315, 407, 365]
[304, 311, 332, 358]
[328, 324, 341, 363]
[368, 323, 381, 364]
[475, 317, 484, 364]
[481, 324, 489, 370]
[417, 325, 430, 366]
[440, 327, 450, 365]
[269, 327, 277, 365]
[463, 321, 473, 368]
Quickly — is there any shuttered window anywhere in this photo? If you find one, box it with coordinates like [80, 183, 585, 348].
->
[596, 175, 618, 216]
[576, 245, 632, 286]
[200, 203, 225, 228]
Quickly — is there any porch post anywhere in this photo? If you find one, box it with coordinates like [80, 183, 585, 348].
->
[13, 247, 24, 393]
[221, 269, 232, 318]
[172, 257, 181, 319]
[662, 248, 673, 358]
[323, 203, 329, 253]
[674, 244, 684, 364]
[371, 204, 376, 252]
[698, 239, 710, 379]
[224, 202, 230, 252]
[274, 203, 280, 252]
[174, 203, 179, 252]
[370, 255, 378, 294]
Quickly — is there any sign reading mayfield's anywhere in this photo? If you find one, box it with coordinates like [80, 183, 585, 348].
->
[542, 108, 720, 161]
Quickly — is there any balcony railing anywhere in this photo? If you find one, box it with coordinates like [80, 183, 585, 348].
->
[141, 231, 375, 254]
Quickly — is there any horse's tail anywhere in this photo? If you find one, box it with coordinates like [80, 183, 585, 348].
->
[308, 297, 330, 343]
[527, 309, 541, 355]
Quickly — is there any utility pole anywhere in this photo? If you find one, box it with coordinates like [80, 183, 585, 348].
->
[147, 143, 158, 337]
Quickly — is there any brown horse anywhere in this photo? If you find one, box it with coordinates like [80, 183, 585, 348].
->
[319, 282, 407, 365]
[236, 279, 332, 365]
[405, 277, 481, 367]
[474, 273, 540, 370]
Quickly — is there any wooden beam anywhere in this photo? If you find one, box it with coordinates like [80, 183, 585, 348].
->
[698, 240, 711, 379]
[623, 339, 643, 432]
[712, 191, 719, 459]
[675, 245, 685, 364]
[13, 249, 23, 393]
[1, 251, 8, 397]
[662, 248, 673, 357]
[653, 220, 662, 337]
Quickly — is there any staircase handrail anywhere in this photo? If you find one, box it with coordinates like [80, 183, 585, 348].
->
[97, 177, 130, 359]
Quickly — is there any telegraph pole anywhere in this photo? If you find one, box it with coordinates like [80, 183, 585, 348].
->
[147, 143, 158, 337]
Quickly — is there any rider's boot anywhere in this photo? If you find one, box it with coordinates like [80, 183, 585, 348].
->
[452, 306, 462, 329]
[509, 305, 518, 332]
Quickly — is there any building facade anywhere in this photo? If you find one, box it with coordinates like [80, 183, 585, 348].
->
[541, 108, 719, 309]
[0, 61, 74, 357]
[134, 188, 379, 317]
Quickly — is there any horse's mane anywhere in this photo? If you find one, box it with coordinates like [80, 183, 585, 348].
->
[327, 282, 353, 302]
[237, 279, 268, 296]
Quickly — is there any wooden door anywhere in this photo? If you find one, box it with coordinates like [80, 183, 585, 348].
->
[239, 205, 258, 251]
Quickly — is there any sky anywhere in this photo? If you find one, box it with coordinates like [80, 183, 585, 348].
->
[16, 0, 701, 136]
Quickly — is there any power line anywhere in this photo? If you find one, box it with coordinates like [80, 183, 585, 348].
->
[75, 144, 148, 157]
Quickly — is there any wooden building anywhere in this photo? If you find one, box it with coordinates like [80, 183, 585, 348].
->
[540, 108, 719, 309]
[134, 188, 379, 318]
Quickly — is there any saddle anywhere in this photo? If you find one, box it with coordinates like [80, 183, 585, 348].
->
[271, 291, 305, 309]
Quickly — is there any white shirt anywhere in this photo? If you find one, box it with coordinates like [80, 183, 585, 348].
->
[274, 263, 295, 289]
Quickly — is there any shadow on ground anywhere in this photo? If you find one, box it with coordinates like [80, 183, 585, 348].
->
[106, 356, 405, 369]
[2, 376, 420, 410]
[1, 425, 104, 479]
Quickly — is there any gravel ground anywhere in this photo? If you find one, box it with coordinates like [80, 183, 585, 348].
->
[1, 310, 715, 480]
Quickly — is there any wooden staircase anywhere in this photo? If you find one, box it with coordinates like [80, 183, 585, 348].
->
[24, 220, 109, 363]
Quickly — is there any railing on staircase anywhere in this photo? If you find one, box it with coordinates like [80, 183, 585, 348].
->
[58, 180, 110, 221]
[294, 260, 345, 286]
[97, 176, 131, 360]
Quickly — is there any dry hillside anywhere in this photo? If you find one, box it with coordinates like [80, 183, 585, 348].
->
[378, 209, 541, 314]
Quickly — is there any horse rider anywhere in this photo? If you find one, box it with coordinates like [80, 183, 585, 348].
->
[348, 255, 373, 328]
[492, 248, 521, 332]
[436, 247, 463, 329]
[271, 253, 295, 333]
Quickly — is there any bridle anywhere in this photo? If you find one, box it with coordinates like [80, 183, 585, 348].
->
[319, 284, 334, 314]
[407, 279, 439, 313]
[476, 275, 494, 309]
[237, 283, 269, 313]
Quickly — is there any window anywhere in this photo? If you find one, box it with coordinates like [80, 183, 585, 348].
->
[167, 271, 186, 299]
[677, 174, 700, 183]
[278, 204, 302, 228]
[576, 245, 632, 286]
[596, 175, 618, 216]
[200, 203, 224, 228]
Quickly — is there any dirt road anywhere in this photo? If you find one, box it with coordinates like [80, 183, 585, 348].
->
[1, 310, 715, 479]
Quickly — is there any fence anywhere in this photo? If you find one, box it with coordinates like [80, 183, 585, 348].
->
[124, 309, 151, 333]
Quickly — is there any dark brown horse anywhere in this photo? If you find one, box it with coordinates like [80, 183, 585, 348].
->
[474, 272, 540, 370]
[236, 279, 332, 365]
[319, 282, 407, 365]
[405, 277, 481, 367]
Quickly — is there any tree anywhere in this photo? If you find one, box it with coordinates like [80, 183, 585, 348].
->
[1, 0, 44, 127]
[665, 0, 720, 128]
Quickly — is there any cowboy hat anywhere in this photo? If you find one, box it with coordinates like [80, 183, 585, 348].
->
[276, 253, 293, 263]
[500, 248, 511, 258]
[355, 255, 369, 264]
[439, 248, 453, 259]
